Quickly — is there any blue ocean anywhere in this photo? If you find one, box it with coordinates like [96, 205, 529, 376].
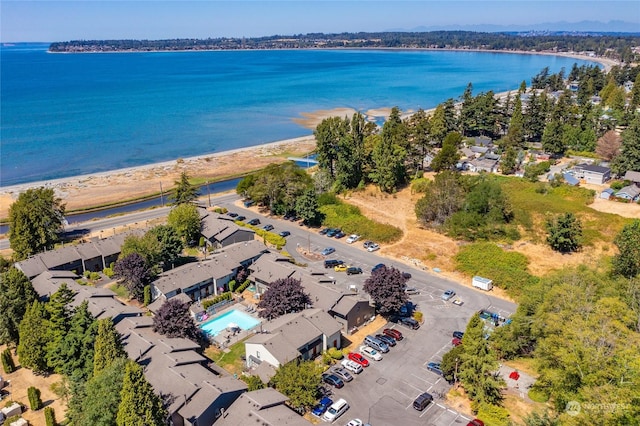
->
[0, 43, 596, 186]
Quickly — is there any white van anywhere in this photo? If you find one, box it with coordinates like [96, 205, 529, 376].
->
[341, 359, 363, 374]
[322, 398, 349, 422]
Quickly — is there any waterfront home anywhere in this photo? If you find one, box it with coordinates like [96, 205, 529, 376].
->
[245, 309, 342, 371]
[15, 232, 132, 279]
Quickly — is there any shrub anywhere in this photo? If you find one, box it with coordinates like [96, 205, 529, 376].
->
[199, 236, 206, 247]
[411, 178, 431, 194]
[202, 292, 233, 310]
[28, 386, 43, 410]
[89, 271, 101, 281]
[1, 348, 15, 373]
[228, 280, 237, 292]
[83, 270, 91, 278]
[474, 402, 510, 426]
[327, 347, 343, 360]
[528, 386, 550, 403]
[236, 279, 251, 294]
[44, 406, 57, 426]
[610, 180, 625, 190]
[319, 200, 402, 243]
[143, 285, 151, 306]
[103, 267, 114, 278]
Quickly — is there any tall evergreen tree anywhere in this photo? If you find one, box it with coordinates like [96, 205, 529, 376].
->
[17, 301, 50, 374]
[171, 171, 198, 205]
[0, 267, 36, 346]
[612, 116, 640, 177]
[45, 283, 76, 371]
[314, 116, 348, 178]
[117, 361, 167, 426]
[75, 357, 128, 426]
[506, 95, 524, 147]
[49, 301, 97, 378]
[459, 83, 475, 136]
[8, 187, 66, 260]
[370, 112, 407, 193]
[613, 219, 640, 278]
[94, 318, 127, 377]
[431, 132, 462, 172]
[430, 104, 448, 145]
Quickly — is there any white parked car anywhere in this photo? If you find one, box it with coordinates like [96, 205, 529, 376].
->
[322, 398, 349, 422]
[346, 234, 360, 244]
[367, 243, 380, 252]
[341, 359, 363, 374]
[346, 419, 364, 426]
[359, 345, 382, 361]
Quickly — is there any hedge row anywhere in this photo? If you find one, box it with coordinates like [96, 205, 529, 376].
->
[202, 292, 233, 310]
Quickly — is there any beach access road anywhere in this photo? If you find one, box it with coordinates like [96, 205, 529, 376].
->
[0, 193, 240, 250]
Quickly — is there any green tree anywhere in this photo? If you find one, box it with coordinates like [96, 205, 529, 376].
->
[167, 202, 201, 244]
[241, 375, 265, 391]
[94, 318, 127, 376]
[500, 146, 518, 175]
[314, 116, 347, 178]
[430, 104, 448, 144]
[459, 314, 504, 405]
[546, 213, 582, 253]
[506, 95, 524, 147]
[78, 357, 128, 426]
[440, 344, 465, 383]
[45, 283, 78, 373]
[116, 360, 167, 426]
[524, 91, 548, 142]
[8, 187, 66, 260]
[48, 301, 97, 378]
[269, 360, 322, 412]
[0, 267, 37, 345]
[295, 189, 322, 226]
[171, 171, 198, 204]
[119, 233, 163, 267]
[541, 119, 565, 155]
[147, 225, 183, 268]
[431, 132, 461, 172]
[17, 301, 50, 374]
[459, 83, 475, 136]
[415, 171, 465, 227]
[612, 116, 640, 177]
[613, 219, 640, 278]
[370, 113, 407, 192]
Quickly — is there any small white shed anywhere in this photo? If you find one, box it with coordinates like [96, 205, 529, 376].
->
[472, 276, 493, 291]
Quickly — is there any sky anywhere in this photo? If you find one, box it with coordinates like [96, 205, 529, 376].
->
[1, 1, 639, 42]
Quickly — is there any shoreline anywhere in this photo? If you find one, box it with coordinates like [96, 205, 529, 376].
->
[0, 49, 618, 218]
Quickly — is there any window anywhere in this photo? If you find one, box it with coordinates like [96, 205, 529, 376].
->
[256, 351, 260, 359]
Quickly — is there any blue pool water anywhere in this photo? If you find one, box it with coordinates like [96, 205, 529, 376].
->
[200, 309, 260, 337]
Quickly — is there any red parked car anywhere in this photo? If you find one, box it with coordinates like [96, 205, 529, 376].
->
[348, 352, 370, 368]
[452, 337, 462, 346]
[467, 420, 484, 426]
[383, 328, 403, 341]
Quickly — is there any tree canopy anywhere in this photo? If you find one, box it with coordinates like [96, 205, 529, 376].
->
[171, 171, 199, 204]
[116, 360, 167, 426]
[152, 298, 201, 341]
[257, 277, 311, 320]
[363, 266, 409, 315]
[0, 267, 36, 346]
[613, 219, 640, 278]
[167, 203, 201, 244]
[114, 253, 153, 302]
[93, 318, 127, 377]
[546, 213, 582, 253]
[9, 187, 66, 260]
[269, 360, 323, 413]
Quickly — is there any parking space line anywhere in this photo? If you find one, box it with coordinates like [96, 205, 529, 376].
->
[394, 387, 414, 400]
[401, 380, 424, 393]
[419, 402, 437, 417]
[411, 373, 432, 385]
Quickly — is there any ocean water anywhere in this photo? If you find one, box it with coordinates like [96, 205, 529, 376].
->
[0, 43, 597, 186]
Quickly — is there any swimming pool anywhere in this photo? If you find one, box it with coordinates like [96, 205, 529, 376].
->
[200, 309, 261, 337]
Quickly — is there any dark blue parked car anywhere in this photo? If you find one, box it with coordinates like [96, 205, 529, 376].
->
[312, 396, 333, 417]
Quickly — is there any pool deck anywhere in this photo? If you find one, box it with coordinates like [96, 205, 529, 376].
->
[203, 303, 263, 350]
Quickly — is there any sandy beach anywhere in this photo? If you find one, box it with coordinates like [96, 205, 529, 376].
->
[0, 50, 619, 220]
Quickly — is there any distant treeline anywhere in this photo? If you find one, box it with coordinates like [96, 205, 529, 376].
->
[49, 31, 640, 61]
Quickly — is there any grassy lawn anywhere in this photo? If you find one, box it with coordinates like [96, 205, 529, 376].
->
[204, 338, 249, 376]
[500, 178, 630, 246]
[108, 283, 130, 299]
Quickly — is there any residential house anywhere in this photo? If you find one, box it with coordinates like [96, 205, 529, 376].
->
[215, 388, 313, 426]
[245, 309, 342, 372]
[616, 185, 640, 202]
[249, 253, 375, 333]
[201, 211, 255, 248]
[150, 240, 268, 303]
[469, 153, 501, 173]
[115, 316, 247, 426]
[473, 136, 493, 147]
[422, 152, 436, 169]
[15, 232, 131, 279]
[623, 170, 640, 184]
[573, 163, 611, 185]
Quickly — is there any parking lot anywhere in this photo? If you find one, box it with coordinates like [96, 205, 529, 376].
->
[222, 202, 517, 425]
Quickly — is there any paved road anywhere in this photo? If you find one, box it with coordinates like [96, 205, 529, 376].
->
[220, 200, 517, 426]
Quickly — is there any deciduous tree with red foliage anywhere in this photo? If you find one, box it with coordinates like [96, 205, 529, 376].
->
[363, 266, 409, 316]
[257, 277, 311, 320]
[152, 298, 200, 341]
[114, 253, 152, 302]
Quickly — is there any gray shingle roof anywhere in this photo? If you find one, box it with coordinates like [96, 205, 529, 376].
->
[213, 389, 312, 426]
[624, 171, 640, 182]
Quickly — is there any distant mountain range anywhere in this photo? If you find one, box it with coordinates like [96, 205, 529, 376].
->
[390, 20, 639, 35]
